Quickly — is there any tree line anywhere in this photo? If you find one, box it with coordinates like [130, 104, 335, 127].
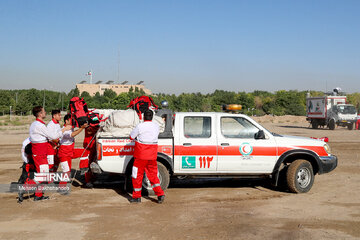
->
[1, 88, 360, 116]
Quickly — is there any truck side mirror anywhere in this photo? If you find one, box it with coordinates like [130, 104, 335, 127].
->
[254, 130, 265, 140]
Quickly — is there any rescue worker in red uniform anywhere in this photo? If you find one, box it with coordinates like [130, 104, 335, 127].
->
[77, 125, 99, 188]
[47, 109, 62, 172]
[18, 137, 35, 203]
[129, 110, 165, 204]
[58, 114, 87, 194]
[356, 114, 360, 130]
[29, 106, 71, 201]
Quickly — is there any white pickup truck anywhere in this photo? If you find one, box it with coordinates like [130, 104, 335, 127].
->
[92, 111, 337, 193]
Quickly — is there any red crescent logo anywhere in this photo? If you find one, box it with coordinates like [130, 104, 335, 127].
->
[242, 146, 247, 153]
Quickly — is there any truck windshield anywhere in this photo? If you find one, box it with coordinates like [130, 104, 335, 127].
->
[338, 105, 356, 114]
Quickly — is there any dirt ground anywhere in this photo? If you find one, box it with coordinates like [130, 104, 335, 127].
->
[0, 115, 359, 240]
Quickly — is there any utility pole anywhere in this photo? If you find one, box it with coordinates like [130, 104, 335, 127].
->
[9, 106, 12, 121]
[117, 48, 120, 82]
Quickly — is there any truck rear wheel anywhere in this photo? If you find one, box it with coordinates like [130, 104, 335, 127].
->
[311, 120, 319, 129]
[328, 119, 335, 130]
[348, 123, 354, 130]
[125, 161, 170, 196]
[286, 160, 314, 193]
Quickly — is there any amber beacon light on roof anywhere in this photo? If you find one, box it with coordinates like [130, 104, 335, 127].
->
[222, 104, 242, 113]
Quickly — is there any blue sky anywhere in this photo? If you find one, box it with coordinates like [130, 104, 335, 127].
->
[0, 0, 359, 94]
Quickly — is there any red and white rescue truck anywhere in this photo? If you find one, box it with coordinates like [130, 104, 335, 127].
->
[91, 110, 337, 194]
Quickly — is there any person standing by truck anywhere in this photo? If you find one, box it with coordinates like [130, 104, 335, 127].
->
[129, 110, 165, 204]
[47, 109, 62, 172]
[356, 113, 360, 130]
[58, 114, 87, 194]
[77, 124, 99, 188]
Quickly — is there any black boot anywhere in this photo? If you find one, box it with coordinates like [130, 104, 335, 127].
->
[130, 198, 141, 203]
[157, 195, 165, 204]
[17, 192, 24, 203]
[84, 182, 94, 188]
[34, 195, 50, 201]
[58, 189, 70, 195]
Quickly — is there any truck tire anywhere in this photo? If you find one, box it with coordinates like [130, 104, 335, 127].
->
[328, 119, 335, 130]
[286, 160, 314, 193]
[125, 162, 170, 196]
[311, 120, 319, 129]
[348, 123, 354, 130]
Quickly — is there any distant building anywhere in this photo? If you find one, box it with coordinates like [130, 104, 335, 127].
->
[76, 81, 151, 96]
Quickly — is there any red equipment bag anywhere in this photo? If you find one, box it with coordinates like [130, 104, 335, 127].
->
[127, 96, 158, 119]
[69, 97, 89, 127]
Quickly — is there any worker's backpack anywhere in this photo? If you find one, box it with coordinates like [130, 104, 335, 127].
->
[127, 96, 158, 119]
[69, 97, 89, 127]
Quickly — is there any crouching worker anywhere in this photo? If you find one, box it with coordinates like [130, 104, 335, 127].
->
[77, 124, 99, 188]
[129, 110, 165, 204]
[17, 137, 36, 203]
[58, 114, 87, 195]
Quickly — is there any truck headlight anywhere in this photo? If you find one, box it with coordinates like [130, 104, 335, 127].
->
[324, 144, 331, 155]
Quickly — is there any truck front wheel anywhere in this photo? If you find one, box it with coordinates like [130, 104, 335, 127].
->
[286, 160, 314, 193]
[311, 120, 319, 129]
[348, 123, 354, 130]
[328, 119, 335, 130]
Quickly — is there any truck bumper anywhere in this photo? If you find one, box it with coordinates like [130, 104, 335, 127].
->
[318, 155, 337, 174]
[338, 120, 356, 124]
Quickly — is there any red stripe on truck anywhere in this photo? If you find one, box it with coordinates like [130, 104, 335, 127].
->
[174, 145, 217, 155]
[101, 144, 328, 157]
[278, 146, 328, 156]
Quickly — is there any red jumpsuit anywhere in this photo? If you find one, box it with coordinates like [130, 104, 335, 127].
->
[356, 115, 360, 130]
[58, 126, 97, 186]
[58, 143, 74, 187]
[24, 142, 48, 197]
[29, 119, 62, 197]
[47, 142, 58, 171]
[130, 121, 164, 199]
[47, 119, 61, 172]
[79, 126, 98, 183]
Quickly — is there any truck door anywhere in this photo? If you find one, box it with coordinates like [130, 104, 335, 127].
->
[216, 116, 277, 173]
[176, 115, 217, 173]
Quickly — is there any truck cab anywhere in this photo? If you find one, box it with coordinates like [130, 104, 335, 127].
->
[328, 104, 357, 130]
